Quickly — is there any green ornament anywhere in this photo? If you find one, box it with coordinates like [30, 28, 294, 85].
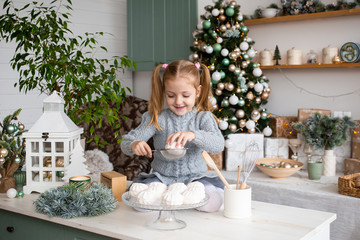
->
[14, 156, 21, 164]
[261, 111, 268, 119]
[16, 190, 24, 198]
[234, 68, 241, 76]
[225, 7, 235, 16]
[238, 98, 245, 106]
[252, 63, 258, 68]
[222, 58, 230, 66]
[203, 33, 208, 38]
[211, 31, 218, 38]
[243, 54, 250, 60]
[203, 20, 211, 29]
[221, 99, 230, 107]
[238, 76, 246, 85]
[241, 26, 249, 33]
[230, 116, 238, 122]
[6, 124, 16, 134]
[241, 86, 248, 93]
[220, 71, 226, 79]
[213, 43, 222, 52]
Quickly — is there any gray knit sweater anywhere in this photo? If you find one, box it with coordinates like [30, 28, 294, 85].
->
[120, 108, 224, 185]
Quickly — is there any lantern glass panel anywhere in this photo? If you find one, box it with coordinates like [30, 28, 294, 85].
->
[56, 142, 64, 152]
[31, 156, 39, 167]
[43, 142, 51, 153]
[31, 142, 39, 153]
[55, 156, 64, 167]
[44, 171, 52, 181]
[32, 171, 39, 182]
[43, 156, 52, 168]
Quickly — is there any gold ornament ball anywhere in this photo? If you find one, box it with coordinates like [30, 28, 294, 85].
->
[241, 70, 246, 75]
[193, 53, 199, 60]
[261, 92, 269, 100]
[219, 8, 224, 14]
[241, 61, 248, 68]
[0, 157, 5, 165]
[247, 91, 254, 100]
[230, 1, 237, 6]
[225, 23, 231, 29]
[209, 65, 216, 71]
[229, 52, 237, 59]
[239, 120, 246, 128]
[228, 64, 236, 72]
[226, 83, 234, 91]
[236, 109, 245, 118]
[265, 87, 271, 93]
[193, 40, 199, 46]
[247, 81, 255, 88]
[217, 82, 225, 90]
[201, 44, 207, 51]
[234, 47, 240, 53]
[229, 124, 237, 132]
[236, 88, 241, 93]
[248, 128, 256, 134]
[215, 89, 223, 96]
[18, 122, 25, 131]
[0, 147, 9, 158]
[213, 104, 218, 110]
[255, 97, 262, 104]
[235, 22, 240, 29]
[251, 109, 260, 119]
[220, 25, 227, 32]
[219, 14, 226, 21]
[333, 55, 341, 64]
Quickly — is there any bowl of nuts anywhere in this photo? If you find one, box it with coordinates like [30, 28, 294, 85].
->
[256, 158, 304, 179]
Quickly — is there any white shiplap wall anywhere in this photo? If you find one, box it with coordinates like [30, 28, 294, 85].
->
[0, 0, 130, 128]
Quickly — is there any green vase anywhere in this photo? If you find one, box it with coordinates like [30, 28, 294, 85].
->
[307, 162, 322, 180]
[13, 168, 26, 190]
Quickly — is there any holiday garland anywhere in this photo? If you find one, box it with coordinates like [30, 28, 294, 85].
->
[34, 183, 117, 219]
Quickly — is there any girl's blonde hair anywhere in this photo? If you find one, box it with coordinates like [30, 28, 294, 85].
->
[148, 60, 213, 130]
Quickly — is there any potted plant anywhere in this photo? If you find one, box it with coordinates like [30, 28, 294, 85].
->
[294, 113, 356, 177]
[0, 0, 136, 147]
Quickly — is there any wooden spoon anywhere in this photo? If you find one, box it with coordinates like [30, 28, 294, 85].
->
[236, 165, 242, 190]
[201, 151, 231, 189]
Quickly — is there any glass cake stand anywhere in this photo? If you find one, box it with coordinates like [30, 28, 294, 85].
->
[122, 192, 209, 231]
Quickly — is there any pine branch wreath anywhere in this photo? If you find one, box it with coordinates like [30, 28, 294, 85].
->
[34, 183, 117, 219]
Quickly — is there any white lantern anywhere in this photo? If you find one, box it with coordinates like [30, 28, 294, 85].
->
[23, 92, 83, 194]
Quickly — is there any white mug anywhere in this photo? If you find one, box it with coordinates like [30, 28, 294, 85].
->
[223, 184, 251, 219]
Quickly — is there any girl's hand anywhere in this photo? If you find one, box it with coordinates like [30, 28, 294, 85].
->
[131, 141, 152, 158]
[166, 131, 195, 148]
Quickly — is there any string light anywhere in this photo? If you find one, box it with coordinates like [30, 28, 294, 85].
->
[277, 68, 360, 98]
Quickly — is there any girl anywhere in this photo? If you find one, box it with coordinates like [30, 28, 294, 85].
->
[120, 60, 225, 212]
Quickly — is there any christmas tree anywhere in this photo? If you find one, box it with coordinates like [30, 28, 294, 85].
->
[273, 45, 281, 65]
[62, 139, 89, 182]
[190, 0, 271, 136]
[0, 109, 26, 192]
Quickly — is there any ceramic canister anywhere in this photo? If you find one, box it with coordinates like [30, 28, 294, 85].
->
[69, 175, 91, 191]
[287, 47, 302, 65]
[260, 49, 274, 66]
[223, 184, 251, 219]
[322, 46, 339, 64]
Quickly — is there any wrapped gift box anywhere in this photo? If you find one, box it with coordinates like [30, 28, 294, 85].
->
[351, 120, 360, 159]
[344, 158, 360, 175]
[269, 116, 298, 139]
[225, 133, 264, 171]
[264, 138, 289, 159]
[208, 152, 223, 170]
[298, 108, 331, 123]
[101, 171, 127, 202]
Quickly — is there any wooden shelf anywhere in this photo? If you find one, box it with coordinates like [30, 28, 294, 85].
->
[244, 8, 360, 26]
[261, 62, 360, 69]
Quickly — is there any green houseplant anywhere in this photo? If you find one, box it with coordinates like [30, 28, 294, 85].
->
[294, 112, 356, 177]
[0, 0, 136, 146]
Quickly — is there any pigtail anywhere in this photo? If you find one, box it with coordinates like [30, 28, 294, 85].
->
[148, 64, 164, 130]
[196, 63, 214, 112]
